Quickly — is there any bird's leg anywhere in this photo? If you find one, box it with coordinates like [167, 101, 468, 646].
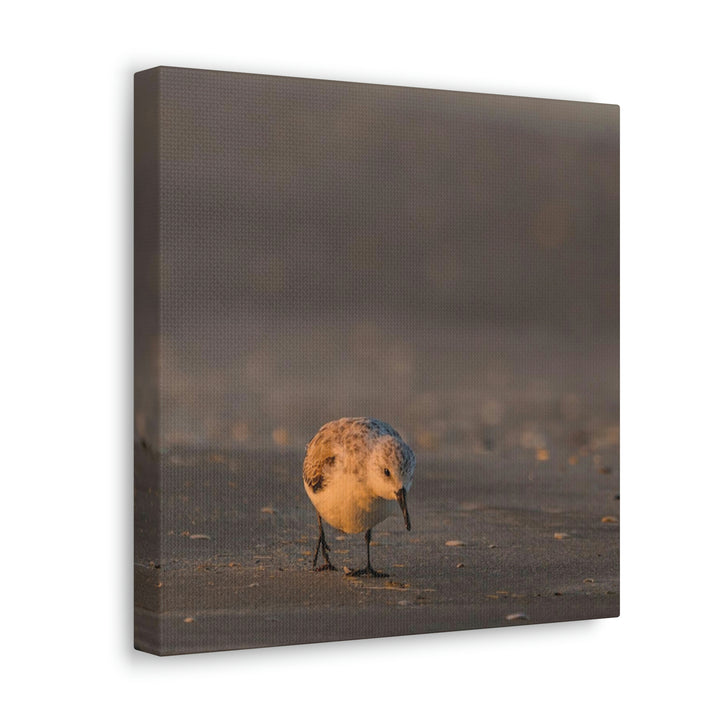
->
[348, 528, 388, 577]
[313, 513, 336, 572]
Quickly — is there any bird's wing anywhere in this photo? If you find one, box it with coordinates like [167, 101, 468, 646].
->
[303, 433, 336, 494]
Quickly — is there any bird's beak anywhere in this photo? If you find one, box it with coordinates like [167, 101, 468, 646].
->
[396, 487, 411, 531]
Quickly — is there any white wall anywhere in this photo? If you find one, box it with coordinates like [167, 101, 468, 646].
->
[2, 1, 718, 717]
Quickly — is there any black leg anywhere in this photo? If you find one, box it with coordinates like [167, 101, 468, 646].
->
[313, 513, 336, 572]
[347, 528, 388, 577]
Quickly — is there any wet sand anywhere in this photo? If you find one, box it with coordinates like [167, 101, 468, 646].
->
[134, 447, 619, 655]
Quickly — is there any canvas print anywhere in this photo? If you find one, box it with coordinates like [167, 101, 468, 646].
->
[134, 66, 619, 655]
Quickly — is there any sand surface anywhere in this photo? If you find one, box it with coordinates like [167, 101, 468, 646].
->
[134, 447, 619, 655]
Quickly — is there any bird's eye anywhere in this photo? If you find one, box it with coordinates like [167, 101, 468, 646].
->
[384, 468, 391, 477]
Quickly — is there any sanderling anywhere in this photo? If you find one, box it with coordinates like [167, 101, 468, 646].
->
[303, 417, 415, 577]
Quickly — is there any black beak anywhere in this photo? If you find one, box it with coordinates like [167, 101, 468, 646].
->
[396, 487, 411, 531]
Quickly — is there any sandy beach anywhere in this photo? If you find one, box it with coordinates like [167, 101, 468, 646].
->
[134, 444, 619, 655]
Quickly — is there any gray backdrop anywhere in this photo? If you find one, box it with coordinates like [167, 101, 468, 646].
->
[139, 67, 618, 456]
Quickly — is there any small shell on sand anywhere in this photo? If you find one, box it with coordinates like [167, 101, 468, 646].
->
[506, 612, 528, 621]
[190, 534, 211, 540]
[445, 540, 466, 546]
[554, 532, 570, 540]
[601, 516, 618, 523]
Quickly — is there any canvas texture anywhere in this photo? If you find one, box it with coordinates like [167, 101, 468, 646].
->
[134, 66, 619, 655]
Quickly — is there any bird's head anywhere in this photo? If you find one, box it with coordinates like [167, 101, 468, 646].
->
[368, 435, 415, 530]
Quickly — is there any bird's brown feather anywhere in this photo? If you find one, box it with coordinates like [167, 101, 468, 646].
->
[303, 428, 336, 493]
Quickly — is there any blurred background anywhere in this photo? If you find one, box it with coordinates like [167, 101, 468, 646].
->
[136, 68, 618, 460]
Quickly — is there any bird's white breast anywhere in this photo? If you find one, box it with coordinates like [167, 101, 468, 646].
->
[304, 464, 395, 534]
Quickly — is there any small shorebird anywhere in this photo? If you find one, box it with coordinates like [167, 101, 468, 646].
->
[303, 417, 415, 577]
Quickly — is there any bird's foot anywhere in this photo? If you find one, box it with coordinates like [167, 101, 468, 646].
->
[313, 562, 337, 572]
[347, 565, 388, 578]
